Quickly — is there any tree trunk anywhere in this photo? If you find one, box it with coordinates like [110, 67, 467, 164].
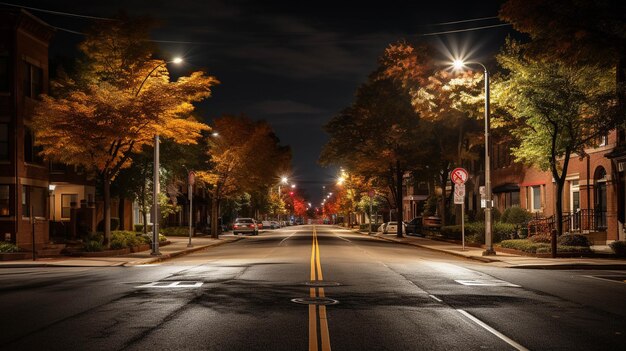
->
[396, 159, 403, 238]
[550, 148, 571, 258]
[103, 174, 111, 248]
[211, 195, 220, 239]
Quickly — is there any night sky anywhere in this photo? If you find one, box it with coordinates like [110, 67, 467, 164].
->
[5, 0, 513, 203]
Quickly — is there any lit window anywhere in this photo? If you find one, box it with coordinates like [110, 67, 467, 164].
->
[0, 185, 9, 216]
[531, 186, 541, 212]
[61, 194, 78, 219]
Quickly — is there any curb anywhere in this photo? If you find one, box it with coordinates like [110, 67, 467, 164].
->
[123, 237, 244, 266]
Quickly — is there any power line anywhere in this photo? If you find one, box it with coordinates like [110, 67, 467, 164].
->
[419, 23, 511, 36]
[424, 16, 500, 26]
[0, 1, 116, 21]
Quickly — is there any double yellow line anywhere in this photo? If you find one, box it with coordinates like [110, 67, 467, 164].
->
[309, 226, 332, 351]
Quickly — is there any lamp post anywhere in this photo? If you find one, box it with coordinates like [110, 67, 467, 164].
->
[136, 57, 183, 256]
[453, 59, 495, 256]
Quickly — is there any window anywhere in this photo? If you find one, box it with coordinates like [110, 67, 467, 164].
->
[21, 186, 46, 218]
[24, 127, 43, 164]
[23, 61, 43, 98]
[22, 185, 29, 217]
[530, 186, 542, 212]
[0, 123, 8, 160]
[597, 134, 608, 147]
[0, 185, 9, 216]
[0, 54, 8, 91]
[61, 194, 78, 219]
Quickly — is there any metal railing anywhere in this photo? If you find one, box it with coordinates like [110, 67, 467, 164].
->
[527, 209, 607, 236]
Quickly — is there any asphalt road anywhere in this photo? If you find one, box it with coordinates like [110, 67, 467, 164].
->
[1, 225, 626, 350]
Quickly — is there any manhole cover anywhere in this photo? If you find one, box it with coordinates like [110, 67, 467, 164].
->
[303, 281, 342, 287]
[291, 297, 339, 305]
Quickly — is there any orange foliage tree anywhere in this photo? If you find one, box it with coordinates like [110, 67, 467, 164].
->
[197, 115, 291, 238]
[32, 17, 218, 245]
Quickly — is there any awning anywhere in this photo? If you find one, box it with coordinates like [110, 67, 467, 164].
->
[492, 183, 520, 193]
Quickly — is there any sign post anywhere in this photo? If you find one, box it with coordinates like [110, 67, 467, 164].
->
[188, 171, 195, 248]
[452, 168, 468, 251]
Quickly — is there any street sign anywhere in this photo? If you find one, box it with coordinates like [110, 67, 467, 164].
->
[188, 171, 196, 186]
[451, 168, 468, 185]
[454, 184, 465, 204]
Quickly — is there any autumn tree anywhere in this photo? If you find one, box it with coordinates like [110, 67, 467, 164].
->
[493, 40, 620, 242]
[381, 42, 484, 225]
[32, 17, 218, 246]
[197, 115, 291, 238]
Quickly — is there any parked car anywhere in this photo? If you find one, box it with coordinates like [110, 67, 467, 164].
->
[270, 221, 280, 229]
[233, 218, 259, 235]
[383, 221, 406, 234]
[256, 221, 264, 230]
[405, 217, 423, 236]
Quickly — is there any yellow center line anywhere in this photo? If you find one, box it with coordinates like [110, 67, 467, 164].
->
[312, 226, 332, 351]
[309, 227, 318, 351]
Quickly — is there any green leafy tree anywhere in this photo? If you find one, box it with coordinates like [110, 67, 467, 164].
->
[494, 40, 620, 241]
[320, 72, 422, 237]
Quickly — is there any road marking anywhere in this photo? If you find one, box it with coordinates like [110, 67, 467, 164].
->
[457, 309, 529, 351]
[279, 231, 300, 245]
[429, 294, 443, 302]
[583, 275, 626, 285]
[455, 279, 520, 287]
[308, 226, 332, 351]
[135, 281, 203, 288]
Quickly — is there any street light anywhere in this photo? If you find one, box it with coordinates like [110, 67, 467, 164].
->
[136, 57, 184, 256]
[453, 58, 495, 256]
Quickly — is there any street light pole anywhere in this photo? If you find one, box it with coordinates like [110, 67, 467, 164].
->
[135, 58, 182, 256]
[453, 59, 495, 256]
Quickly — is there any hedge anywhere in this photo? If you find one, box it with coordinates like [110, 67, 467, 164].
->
[499, 239, 592, 254]
[439, 222, 516, 243]
[110, 231, 150, 249]
[160, 226, 190, 236]
[0, 242, 19, 253]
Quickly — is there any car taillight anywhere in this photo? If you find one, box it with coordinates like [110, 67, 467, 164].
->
[234, 225, 239, 228]
[249, 224, 255, 228]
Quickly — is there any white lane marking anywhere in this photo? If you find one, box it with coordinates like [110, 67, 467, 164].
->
[455, 279, 520, 287]
[457, 309, 529, 351]
[279, 231, 299, 245]
[429, 294, 443, 302]
[136, 281, 203, 288]
[333, 234, 352, 243]
[583, 275, 626, 285]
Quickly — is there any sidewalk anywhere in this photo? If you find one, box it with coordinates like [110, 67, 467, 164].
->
[0, 236, 242, 268]
[358, 230, 626, 270]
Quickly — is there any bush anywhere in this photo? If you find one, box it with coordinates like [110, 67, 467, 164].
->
[0, 242, 20, 253]
[84, 240, 103, 252]
[557, 234, 591, 247]
[529, 233, 552, 243]
[501, 206, 533, 225]
[160, 226, 189, 236]
[475, 207, 501, 222]
[111, 231, 147, 249]
[536, 245, 592, 254]
[500, 239, 593, 254]
[97, 218, 120, 232]
[134, 224, 153, 232]
[440, 222, 515, 243]
[87, 232, 104, 244]
[499, 239, 546, 253]
[609, 241, 626, 257]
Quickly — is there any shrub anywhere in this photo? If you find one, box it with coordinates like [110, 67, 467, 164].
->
[111, 231, 147, 248]
[0, 242, 20, 253]
[84, 240, 103, 252]
[87, 232, 104, 244]
[499, 239, 546, 253]
[557, 234, 591, 247]
[475, 207, 501, 222]
[96, 218, 120, 232]
[440, 222, 515, 243]
[536, 245, 592, 254]
[609, 241, 626, 257]
[529, 233, 552, 243]
[501, 206, 533, 225]
[160, 226, 189, 236]
[493, 222, 517, 242]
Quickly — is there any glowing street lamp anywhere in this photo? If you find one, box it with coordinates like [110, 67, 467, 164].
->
[452, 58, 495, 256]
[135, 57, 184, 256]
